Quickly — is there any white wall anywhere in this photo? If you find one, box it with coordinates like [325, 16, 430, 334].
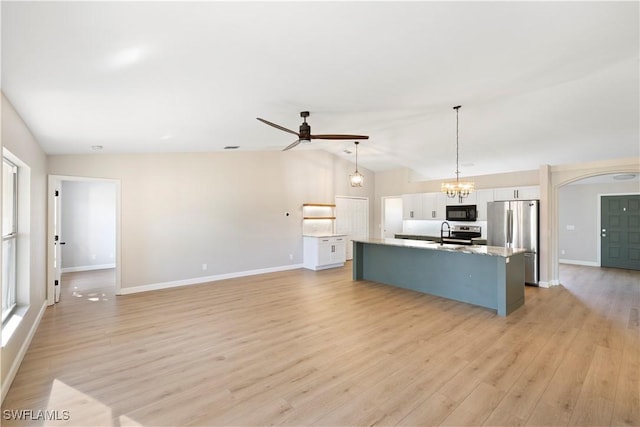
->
[48, 150, 375, 291]
[61, 180, 116, 271]
[559, 179, 639, 265]
[1, 94, 48, 399]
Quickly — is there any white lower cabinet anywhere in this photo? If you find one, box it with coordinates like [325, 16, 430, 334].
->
[303, 235, 347, 270]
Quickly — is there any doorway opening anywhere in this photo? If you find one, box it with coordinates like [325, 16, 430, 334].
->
[555, 172, 639, 280]
[47, 175, 121, 305]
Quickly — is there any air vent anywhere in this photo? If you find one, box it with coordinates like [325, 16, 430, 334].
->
[613, 173, 636, 180]
[224, 146, 240, 150]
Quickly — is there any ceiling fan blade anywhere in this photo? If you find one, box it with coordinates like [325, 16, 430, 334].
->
[256, 118, 300, 137]
[310, 134, 370, 140]
[282, 139, 302, 151]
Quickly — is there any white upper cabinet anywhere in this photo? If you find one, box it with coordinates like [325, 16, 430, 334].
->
[402, 193, 425, 220]
[400, 186, 538, 222]
[475, 189, 495, 221]
[444, 191, 477, 206]
[493, 186, 540, 201]
[422, 193, 440, 219]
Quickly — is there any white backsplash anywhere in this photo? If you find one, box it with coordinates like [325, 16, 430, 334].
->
[303, 220, 334, 236]
[402, 220, 488, 238]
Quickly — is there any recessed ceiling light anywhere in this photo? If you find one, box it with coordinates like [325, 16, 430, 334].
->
[613, 173, 637, 180]
[91, 145, 103, 151]
[224, 146, 240, 150]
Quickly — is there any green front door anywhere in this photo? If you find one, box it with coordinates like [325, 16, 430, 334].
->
[601, 195, 640, 270]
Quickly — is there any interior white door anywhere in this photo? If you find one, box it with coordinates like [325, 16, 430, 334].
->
[335, 196, 369, 260]
[383, 197, 403, 238]
[47, 176, 63, 304]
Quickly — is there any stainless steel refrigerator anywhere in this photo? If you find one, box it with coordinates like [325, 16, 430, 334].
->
[487, 200, 540, 285]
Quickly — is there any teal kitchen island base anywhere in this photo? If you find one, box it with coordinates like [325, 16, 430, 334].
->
[353, 238, 526, 316]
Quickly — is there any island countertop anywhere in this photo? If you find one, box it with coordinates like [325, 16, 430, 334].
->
[354, 237, 526, 258]
[352, 238, 526, 316]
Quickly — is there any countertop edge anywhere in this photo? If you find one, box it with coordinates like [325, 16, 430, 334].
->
[353, 237, 527, 257]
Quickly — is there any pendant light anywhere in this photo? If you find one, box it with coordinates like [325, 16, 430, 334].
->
[349, 141, 364, 187]
[441, 105, 474, 201]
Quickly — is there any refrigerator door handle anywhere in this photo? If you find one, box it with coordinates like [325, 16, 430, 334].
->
[507, 209, 513, 246]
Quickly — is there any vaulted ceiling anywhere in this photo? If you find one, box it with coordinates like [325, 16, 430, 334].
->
[2, 1, 638, 180]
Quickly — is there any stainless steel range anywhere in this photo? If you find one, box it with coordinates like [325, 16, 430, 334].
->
[442, 225, 481, 245]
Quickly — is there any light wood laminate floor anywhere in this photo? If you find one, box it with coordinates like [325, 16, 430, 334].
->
[2, 263, 639, 426]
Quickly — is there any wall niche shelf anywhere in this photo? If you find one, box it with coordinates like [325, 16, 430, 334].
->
[303, 216, 337, 220]
[302, 203, 336, 220]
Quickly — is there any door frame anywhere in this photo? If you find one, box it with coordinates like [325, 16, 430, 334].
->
[47, 175, 122, 305]
[597, 192, 640, 266]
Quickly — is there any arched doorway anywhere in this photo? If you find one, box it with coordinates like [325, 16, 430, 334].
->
[541, 158, 640, 286]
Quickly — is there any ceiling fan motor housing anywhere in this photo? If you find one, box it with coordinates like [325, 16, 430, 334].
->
[299, 122, 311, 141]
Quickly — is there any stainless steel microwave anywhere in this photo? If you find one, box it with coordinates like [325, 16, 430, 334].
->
[446, 204, 477, 221]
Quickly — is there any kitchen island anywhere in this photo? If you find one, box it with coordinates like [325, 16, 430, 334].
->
[352, 238, 526, 316]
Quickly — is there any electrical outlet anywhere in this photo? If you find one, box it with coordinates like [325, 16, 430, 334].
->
[289, 254, 293, 260]
[202, 263, 207, 271]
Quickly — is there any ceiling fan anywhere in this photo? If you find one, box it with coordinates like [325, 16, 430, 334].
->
[257, 111, 369, 151]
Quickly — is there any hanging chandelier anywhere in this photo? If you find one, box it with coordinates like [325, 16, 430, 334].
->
[441, 105, 474, 200]
[349, 141, 364, 187]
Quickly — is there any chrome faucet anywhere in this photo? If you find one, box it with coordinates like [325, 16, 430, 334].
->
[440, 221, 450, 245]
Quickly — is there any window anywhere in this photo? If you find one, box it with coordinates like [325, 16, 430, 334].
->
[2, 157, 18, 322]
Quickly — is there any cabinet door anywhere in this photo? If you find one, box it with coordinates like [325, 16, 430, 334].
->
[445, 192, 477, 206]
[517, 186, 540, 200]
[435, 193, 448, 220]
[317, 239, 333, 266]
[402, 194, 414, 219]
[494, 186, 540, 200]
[331, 238, 347, 263]
[475, 189, 495, 221]
[422, 193, 438, 219]
[402, 193, 424, 219]
[493, 187, 517, 201]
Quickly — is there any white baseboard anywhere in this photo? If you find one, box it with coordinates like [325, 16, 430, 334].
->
[559, 259, 599, 267]
[61, 263, 116, 273]
[538, 279, 561, 288]
[118, 263, 304, 295]
[1, 300, 47, 404]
